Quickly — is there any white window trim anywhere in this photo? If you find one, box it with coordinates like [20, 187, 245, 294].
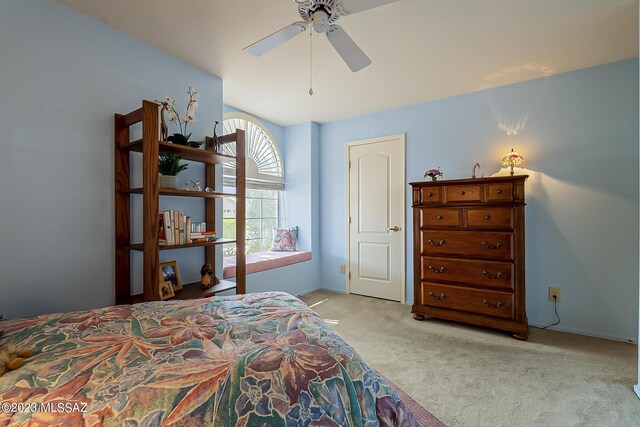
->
[223, 112, 285, 188]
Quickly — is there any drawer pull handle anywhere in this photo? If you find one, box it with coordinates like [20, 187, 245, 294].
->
[436, 215, 443, 220]
[482, 241, 502, 249]
[460, 191, 466, 195]
[482, 270, 503, 279]
[428, 239, 445, 247]
[429, 292, 446, 301]
[427, 192, 433, 197]
[484, 215, 491, 220]
[496, 189, 503, 194]
[428, 265, 445, 273]
[483, 299, 503, 309]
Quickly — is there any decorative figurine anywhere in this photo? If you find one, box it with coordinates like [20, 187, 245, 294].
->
[184, 179, 202, 192]
[200, 263, 220, 289]
[472, 162, 480, 179]
[211, 121, 222, 153]
[156, 99, 170, 142]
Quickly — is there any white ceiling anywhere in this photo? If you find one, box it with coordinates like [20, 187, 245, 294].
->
[57, 0, 638, 126]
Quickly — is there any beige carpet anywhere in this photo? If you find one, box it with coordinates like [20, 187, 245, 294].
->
[299, 290, 640, 427]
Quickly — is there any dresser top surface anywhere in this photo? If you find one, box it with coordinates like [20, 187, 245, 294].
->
[409, 175, 528, 187]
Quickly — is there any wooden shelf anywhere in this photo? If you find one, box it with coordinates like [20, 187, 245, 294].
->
[172, 280, 237, 300]
[124, 188, 236, 199]
[127, 238, 236, 251]
[121, 140, 235, 165]
[115, 100, 246, 303]
[117, 280, 236, 305]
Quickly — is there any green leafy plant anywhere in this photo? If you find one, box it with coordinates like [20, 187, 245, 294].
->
[158, 152, 188, 176]
[168, 132, 201, 147]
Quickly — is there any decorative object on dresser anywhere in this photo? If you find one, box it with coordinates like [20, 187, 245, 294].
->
[115, 100, 246, 303]
[423, 166, 443, 181]
[471, 162, 484, 179]
[410, 175, 529, 340]
[501, 148, 524, 175]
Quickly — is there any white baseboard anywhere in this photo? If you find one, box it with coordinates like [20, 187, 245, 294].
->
[527, 322, 637, 344]
[634, 384, 640, 399]
[296, 287, 323, 297]
[320, 287, 346, 294]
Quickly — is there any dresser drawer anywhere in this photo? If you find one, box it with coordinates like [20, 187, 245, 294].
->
[465, 207, 513, 229]
[422, 257, 513, 289]
[420, 187, 441, 204]
[421, 230, 513, 260]
[422, 208, 460, 227]
[485, 182, 513, 202]
[421, 283, 514, 319]
[445, 185, 482, 203]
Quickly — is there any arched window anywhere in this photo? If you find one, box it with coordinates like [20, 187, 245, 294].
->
[222, 113, 284, 190]
[222, 112, 284, 253]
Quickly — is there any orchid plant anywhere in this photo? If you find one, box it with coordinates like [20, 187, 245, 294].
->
[158, 87, 202, 147]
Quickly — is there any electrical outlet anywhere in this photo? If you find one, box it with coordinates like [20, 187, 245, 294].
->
[339, 264, 345, 274]
[548, 287, 561, 302]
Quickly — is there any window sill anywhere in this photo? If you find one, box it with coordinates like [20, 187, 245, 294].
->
[223, 251, 312, 278]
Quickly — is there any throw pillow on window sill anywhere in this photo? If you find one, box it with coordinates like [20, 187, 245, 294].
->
[271, 227, 298, 252]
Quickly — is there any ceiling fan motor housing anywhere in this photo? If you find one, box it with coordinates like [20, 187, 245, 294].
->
[297, 0, 342, 33]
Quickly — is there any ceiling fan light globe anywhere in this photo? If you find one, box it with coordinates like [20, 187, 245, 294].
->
[312, 9, 330, 33]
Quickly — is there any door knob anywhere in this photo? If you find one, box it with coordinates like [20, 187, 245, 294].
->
[388, 226, 400, 232]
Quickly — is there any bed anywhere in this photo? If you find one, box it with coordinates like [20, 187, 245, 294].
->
[0, 292, 422, 426]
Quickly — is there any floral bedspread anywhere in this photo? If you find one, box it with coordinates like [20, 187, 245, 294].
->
[0, 292, 417, 426]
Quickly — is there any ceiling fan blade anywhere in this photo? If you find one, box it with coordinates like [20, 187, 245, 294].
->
[326, 25, 371, 72]
[338, 0, 401, 15]
[243, 22, 307, 56]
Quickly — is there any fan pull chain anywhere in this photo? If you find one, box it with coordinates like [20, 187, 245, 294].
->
[309, 26, 313, 96]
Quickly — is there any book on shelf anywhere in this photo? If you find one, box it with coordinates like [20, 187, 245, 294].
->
[191, 231, 217, 237]
[173, 211, 179, 245]
[158, 213, 167, 245]
[191, 231, 217, 241]
[159, 212, 215, 246]
[163, 211, 173, 245]
[179, 212, 185, 245]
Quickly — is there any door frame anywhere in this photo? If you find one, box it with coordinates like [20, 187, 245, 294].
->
[345, 133, 406, 304]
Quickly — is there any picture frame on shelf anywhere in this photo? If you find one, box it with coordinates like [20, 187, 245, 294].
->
[159, 281, 175, 300]
[160, 261, 183, 292]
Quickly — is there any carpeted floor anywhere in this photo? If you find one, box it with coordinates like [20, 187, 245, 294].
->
[299, 290, 640, 427]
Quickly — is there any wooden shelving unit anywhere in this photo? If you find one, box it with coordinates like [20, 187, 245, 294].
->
[115, 100, 246, 303]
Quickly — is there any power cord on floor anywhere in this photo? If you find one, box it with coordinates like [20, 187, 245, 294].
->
[533, 295, 561, 330]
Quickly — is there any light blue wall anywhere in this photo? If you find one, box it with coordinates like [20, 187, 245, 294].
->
[224, 105, 285, 154]
[222, 107, 322, 294]
[319, 59, 639, 341]
[1, 0, 636, 343]
[0, 0, 223, 318]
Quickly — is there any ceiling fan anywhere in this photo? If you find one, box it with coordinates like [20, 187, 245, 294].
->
[243, 0, 401, 72]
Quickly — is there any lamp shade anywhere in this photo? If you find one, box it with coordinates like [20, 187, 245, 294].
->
[501, 148, 523, 175]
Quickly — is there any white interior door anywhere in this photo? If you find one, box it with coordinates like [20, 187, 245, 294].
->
[347, 134, 405, 302]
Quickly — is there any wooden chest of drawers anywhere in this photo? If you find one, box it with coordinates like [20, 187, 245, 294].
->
[410, 176, 529, 340]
